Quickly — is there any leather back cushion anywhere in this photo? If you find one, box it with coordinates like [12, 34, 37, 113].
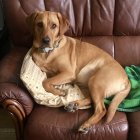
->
[114, 0, 140, 35]
[3, 0, 140, 66]
[4, 0, 115, 46]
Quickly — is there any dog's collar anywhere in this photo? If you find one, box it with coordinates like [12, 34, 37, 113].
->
[38, 39, 62, 53]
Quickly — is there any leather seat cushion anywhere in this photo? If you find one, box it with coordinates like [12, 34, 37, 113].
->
[24, 105, 128, 140]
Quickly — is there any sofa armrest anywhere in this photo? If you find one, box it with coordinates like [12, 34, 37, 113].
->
[0, 82, 34, 115]
[0, 82, 34, 140]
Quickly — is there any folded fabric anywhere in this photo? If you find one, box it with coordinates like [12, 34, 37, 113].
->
[104, 65, 140, 112]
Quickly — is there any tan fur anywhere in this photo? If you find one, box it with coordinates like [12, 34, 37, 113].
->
[27, 11, 131, 134]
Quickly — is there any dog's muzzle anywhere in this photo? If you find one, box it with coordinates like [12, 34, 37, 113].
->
[38, 38, 63, 53]
[38, 46, 53, 53]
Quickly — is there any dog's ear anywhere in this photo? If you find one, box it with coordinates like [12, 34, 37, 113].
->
[26, 12, 39, 33]
[57, 13, 70, 35]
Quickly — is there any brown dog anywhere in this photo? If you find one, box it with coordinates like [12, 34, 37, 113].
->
[26, 11, 131, 134]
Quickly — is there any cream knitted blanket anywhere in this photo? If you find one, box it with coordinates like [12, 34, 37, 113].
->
[20, 49, 90, 109]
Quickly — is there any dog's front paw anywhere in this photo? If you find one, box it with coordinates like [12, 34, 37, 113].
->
[64, 102, 79, 112]
[59, 90, 66, 96]
[54, 86, 66, 96]
[50, 89, 66, 96]
[42, 81, 66, 96]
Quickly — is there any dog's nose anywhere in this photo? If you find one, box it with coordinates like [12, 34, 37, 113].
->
[42, 37, 50, 44]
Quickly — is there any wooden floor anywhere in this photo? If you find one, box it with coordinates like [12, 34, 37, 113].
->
[0, 107, 16, 140]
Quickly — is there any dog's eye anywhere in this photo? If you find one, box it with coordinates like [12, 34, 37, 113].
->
[37, 22, 43, 28]
[51, 24, 57, 29]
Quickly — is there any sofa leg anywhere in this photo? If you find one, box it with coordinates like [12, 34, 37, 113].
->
[2, 99, 26, 140]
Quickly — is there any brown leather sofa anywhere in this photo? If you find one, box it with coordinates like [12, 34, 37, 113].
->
[0, 0, 140, 140]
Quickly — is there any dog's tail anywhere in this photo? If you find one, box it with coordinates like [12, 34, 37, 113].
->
[106, 81, 131, 123]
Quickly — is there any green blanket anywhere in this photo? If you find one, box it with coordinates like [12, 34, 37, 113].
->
[104, 65, 140, 112]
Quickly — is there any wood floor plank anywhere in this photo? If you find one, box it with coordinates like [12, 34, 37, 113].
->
[0, 107, 16, 140]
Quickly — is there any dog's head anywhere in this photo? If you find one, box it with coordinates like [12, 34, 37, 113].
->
[26, 11, 69, 49]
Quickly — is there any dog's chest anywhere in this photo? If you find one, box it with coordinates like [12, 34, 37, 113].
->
[45, 62, 58, 76]
[32, 53, 58, 75]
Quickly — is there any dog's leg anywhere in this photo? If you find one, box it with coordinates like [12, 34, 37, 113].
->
[78, 80, 106, 134]
[64, 97, 91, 112]
[78, 79, 130, 134]
[43, 72, 75, 96]
[78, 99, 106, 134]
